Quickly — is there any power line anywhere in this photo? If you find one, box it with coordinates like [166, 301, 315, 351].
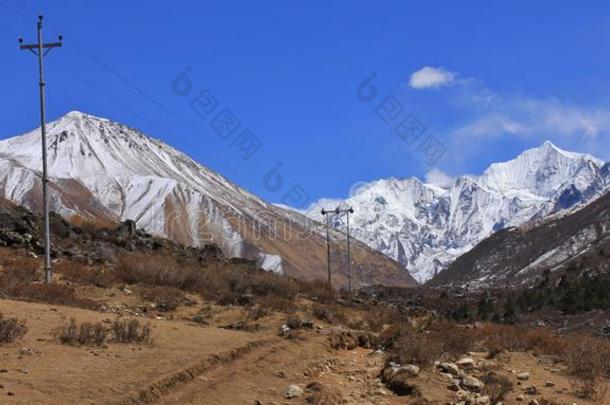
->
[18, 15, 63, 283]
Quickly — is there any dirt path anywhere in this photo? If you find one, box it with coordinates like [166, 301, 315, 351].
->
[157, 331, 404, 405]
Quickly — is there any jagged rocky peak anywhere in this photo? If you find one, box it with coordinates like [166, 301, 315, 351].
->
[302, 141, 609, 284]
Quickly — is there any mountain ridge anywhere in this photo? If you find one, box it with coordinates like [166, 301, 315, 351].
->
[301, 140, 610, 283]
[0, 111, 415, 288]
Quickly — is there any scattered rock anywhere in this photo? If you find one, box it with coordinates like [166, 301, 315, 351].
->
[18, 348, 34, 356]
[447, 382, 461, 392]
[517, 372, 530, 381]
[439, 362, 460, 375]
[381, 364, 420, 396]
[456, 357, 475, 369]
[284, 384, 303, 399]
[544, 381, 555, 387]
[523, 385, 538, 395]
[476, 395, 490, 404]
[461, 375, 485, 392]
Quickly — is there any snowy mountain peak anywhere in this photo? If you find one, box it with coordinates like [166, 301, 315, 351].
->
[303, 141, 609, 283]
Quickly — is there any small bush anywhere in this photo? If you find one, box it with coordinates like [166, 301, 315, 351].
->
[389, 331, 445, 368]
[285, 314, 302, 329]
[247, 306, 268, 321]
[311, 304, 346, 325]
[386, 322, 475, 368]
[139, 286, 184, 311]
[54, 318, 108, 346]
[481, 373, 512, 403]
[111, 318, 152, 344]
[0, 313, 28, 344]
[0, 257, 39, 293]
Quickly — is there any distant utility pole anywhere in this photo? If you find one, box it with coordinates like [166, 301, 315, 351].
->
[321, 208, 339, 286]
[336, 207, 354, 293]
[19, 15, 63, 283]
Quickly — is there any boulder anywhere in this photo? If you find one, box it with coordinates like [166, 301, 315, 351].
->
[461, 375, 485, 392]
[284, 384, 303, 399]
[456, 357, 475, 369]
[439, 362, 460, 375]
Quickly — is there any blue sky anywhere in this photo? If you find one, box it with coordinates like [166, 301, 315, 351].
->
[2, 1, 610, 207]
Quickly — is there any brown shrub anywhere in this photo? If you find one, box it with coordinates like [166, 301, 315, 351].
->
[53, 261, 114, 288]
[138, 286, 185, 311]
[111, 318, 152, 344]
[389, 331, 445, 368]
[311, 303, 346, 325]
[299, 280, 337, 304]
[247, 306, 268, 321]
[362, 306, 406, 333]
[8, 283, 100, 310]
[69, 215, 114, 238]
[0, 255, 39, 293]
[481, 373, 512, 403]
[0, 313, 28, 344]
[285, 314, 302, 329]
[386, 322, 474, 368]
[54, 318, 108, 346]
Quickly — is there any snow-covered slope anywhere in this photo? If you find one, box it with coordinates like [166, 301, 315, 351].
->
[0, 111, 415, 287]
[302, 141, 610, 283]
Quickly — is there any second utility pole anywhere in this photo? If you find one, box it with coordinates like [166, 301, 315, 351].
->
[19, 15, 63, 283]
[321, 208, 338, 286]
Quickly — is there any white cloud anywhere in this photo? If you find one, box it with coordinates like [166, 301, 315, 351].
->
[409, 66, 455, 89]
[425, 168, 454, 187]
[453, 97, 610, 141]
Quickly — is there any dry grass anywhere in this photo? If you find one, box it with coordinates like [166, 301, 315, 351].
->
[54, 318, 108, 346]
[8, 283, 100, 310]
[0, 313, 28, 344]
[69, 215, 115, 238]
[113, 252, 325, 311]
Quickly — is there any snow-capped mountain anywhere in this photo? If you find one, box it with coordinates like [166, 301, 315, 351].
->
[303, 141, 610, 283]
[428, 186, 610, 289]
[0, 111, 415, 288]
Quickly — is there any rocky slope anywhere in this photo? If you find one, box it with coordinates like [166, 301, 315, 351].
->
[303, 142, 609, 283]
[0, 112, 415, 288]
[427, 189, 610, 289]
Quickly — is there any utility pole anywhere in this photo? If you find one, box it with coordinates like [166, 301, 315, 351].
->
[19, 16, 63, 283]
[335, 207, 354, 293]
[321, 208, 338, 286]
